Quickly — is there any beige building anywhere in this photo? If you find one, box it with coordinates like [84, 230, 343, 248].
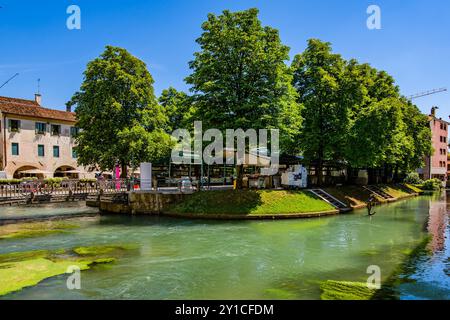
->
[0, 94, 94, 179]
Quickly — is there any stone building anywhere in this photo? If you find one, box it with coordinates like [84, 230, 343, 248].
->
[0, 94, 94, 179]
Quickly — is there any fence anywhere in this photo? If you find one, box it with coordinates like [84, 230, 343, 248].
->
[0, 179, 130, 200]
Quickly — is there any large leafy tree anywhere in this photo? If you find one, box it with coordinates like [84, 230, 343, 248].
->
[186, 8, 301, 188]
[68, 46, 172, 177]
[159, 87, 194, 132]
[292, 39, 353, 186]
[344, 61, 431, 182]
[347, 98, 411, 171]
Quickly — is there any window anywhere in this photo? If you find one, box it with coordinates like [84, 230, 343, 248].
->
[11, 143, 19, 156]
[38, 145, 45, 157]
[53, 145, 60, 158]
[70, 127, 80, 137]
[51, 124, 61, 136]
[8, 119, 20, 132]
[72, 148, 78, 159]
[35, 122, 47, 135]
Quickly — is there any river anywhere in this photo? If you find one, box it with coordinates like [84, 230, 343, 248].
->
[0, 192, 448, 300]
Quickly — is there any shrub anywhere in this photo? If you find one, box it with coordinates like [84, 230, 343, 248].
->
[422, 178, 442, 191]
[0, 179, 22, 185]
[404, 172, 423, 185]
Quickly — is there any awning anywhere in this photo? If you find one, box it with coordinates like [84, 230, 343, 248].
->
[19, 169, 52, 175]
[60, 170, 81, 174]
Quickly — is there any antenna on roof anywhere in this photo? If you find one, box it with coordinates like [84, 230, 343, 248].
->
[37, 78, 41, 94]
[0, 73, 19, 89]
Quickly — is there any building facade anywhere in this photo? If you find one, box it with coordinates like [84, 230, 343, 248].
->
[419, 107, 449, 184]
[0, 95, 94, 179]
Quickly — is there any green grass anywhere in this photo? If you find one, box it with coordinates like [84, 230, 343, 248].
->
[403, 184, 423, 194]
[169, 190, 334, 216]
[379, 185, 410, 199]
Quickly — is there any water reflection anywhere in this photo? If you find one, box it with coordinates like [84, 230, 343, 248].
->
[397, 191, 450, 300]
[427, 192, 448, 252]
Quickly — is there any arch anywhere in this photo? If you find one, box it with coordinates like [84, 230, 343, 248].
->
[13, 166, 44, 179]
[54, 165, 79, 179]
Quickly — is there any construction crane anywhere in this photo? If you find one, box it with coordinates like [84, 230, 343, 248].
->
[407, 87, 447, 100]
[0, 73, 19, 89]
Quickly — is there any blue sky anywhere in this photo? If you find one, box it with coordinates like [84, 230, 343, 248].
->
[0, 0, 449, 119]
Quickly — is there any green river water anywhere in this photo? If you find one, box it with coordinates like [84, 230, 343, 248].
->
[0, 192, 448, 300]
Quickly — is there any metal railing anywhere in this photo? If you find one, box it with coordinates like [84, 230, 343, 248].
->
[0, 179, 130, 200]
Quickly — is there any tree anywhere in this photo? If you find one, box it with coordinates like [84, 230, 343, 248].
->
[291, 39, 352, 186]
[159, 87, 194, 132]
[68, 46, 172, 177]
[347, 98, 412, 178]
[343, 61, 431, 182]
[399, 100, 433, 174]
[186, 8, 301, 188]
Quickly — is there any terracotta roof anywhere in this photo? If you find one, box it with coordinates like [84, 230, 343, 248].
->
[0, 96, 76, 122]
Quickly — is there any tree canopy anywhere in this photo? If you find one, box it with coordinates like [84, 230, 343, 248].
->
[68, 46, 172, 176]
[186, 8, 302, 187]
[292, 39, 432, 184]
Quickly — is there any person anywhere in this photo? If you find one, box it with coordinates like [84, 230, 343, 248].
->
[367, 193, 377, 216]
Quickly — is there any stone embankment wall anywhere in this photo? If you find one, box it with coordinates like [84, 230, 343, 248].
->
[98, 192, 188, 215]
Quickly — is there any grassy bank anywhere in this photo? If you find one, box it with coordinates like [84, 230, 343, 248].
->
[324, 184, 421, 209]
[168, 190, 335, 217]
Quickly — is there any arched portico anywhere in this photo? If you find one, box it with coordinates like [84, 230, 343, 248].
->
[54, 165, 79, 179]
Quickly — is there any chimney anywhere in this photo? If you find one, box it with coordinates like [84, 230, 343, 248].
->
[34, 93, 42, 106]
[431, 106, 437, 116]
[65, 103, 72, 113]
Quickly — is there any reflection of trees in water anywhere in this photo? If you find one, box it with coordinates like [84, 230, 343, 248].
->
[427, 192, 448, 253]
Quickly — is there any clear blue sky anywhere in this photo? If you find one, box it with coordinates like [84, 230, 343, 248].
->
[0, 0, 449, 119]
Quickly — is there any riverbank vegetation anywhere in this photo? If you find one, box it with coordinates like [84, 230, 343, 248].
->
[68, 8, 433, 188]
[324, 184, 421, 208]
[169, 190, 335, 216]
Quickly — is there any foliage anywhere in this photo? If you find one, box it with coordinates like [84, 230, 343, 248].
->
[159, 87, 195, 132]
[291, 39, 432, 183]
[68, 46, 172, 176]
[422, 179, 442, 191]
[291, 39, 354, 185]
[185, 8, 302, 187]
[403, 172, 423, 185]
[347, 98, 411, 168]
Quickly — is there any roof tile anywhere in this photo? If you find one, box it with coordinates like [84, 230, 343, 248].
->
[0, 96, 76, 122]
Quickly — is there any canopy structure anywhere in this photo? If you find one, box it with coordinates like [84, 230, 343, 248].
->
[60, 170, 81, 174]
[19, 169, 52, 175]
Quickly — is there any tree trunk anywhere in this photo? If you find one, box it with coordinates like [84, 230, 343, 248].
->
[382, 163, 388, 184]
[120, 162, 127, 179]
[393, 165, 399, 183]
[317, 148, 324, 187]
[235, 164, 244, 189]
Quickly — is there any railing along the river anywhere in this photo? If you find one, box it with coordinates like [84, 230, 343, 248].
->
[0, 179, 130, 200]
